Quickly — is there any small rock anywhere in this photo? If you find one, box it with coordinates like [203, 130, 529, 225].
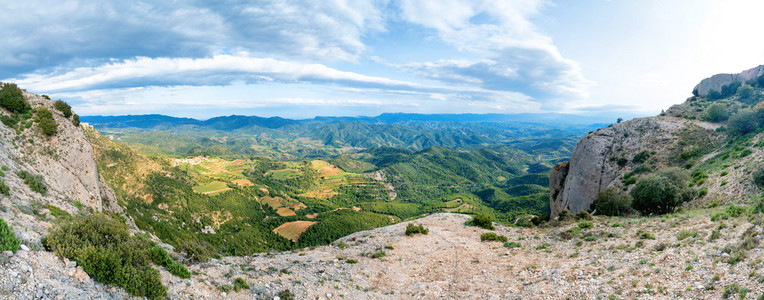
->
[326, 293, 332, 298]
[273, 297, 280, 300]
[20, 244, 30, 251]
[2, 250, 12, 257]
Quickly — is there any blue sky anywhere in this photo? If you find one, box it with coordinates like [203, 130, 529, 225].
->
[2, 0, 764, 119]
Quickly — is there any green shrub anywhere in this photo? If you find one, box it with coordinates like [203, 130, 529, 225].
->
[72, 114, 80, 126]
[0, 218, 20, 253]
[577, 220, 593, 229]
[711, 204, 748, 221]
[466, 214, 494, 230]
[43, 213, 167, 299]
[370, 250, 386, 259]
[405, 223, 429, 236]
[504, 241, 521, 248]
[703, 103, 729, 122]
[35, 107, 58, 136]
[16, 170, 47, 195]
[727, 110, 760, 136]
[0, 179, 9, 196]
[754, 167, 764, 189]
[233, 277, 249, 292]
[676, 230, 698, 240]
[593, 187, 632, 216]
[346, 258, 357, 264]
[574, 210, 592, 220]
[632, 150, 651, 164]
[277, 290, 295, 300]
[53, 100, 72, 118]
[636, 230, 655, 240]
[148, 246, 190, 278]
[631, 168, 692, 215]
[480, 232, 508, 242]
[178, 239, 215, 263]
[0, 83, 29, 113]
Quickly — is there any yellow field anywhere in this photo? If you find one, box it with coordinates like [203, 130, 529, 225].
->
[276, 207, 296, 216]
[273, 221, 316, 241]
[231, 178, 254, 187]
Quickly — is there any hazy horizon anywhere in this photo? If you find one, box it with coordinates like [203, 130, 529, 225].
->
[2, 1, 763, 118]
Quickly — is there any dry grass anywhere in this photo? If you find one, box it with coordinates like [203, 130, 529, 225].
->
[273, 221, 316, 241]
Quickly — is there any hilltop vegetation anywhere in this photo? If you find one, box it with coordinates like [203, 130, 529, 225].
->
[83, 112, 572, 259]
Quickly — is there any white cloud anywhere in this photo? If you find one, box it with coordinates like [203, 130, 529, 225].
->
[397, 0, 592, 102]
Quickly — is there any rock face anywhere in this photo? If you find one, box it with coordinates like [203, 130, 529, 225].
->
[548, 161, 569, 217]
[693, 65, 764, 96]
[0, 85, 122, 243]
[549, 117, 717, 218]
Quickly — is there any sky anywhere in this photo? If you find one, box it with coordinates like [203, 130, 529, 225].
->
[1, 0, 764, 119]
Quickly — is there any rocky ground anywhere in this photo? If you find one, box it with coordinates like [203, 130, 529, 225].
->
[1, 211, 762, 299]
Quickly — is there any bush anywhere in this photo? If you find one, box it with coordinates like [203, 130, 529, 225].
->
[72, 114, 80, 126]
[754, 167, 764, 189]
[0, 83, 29, 113]
[43, 213, 168, 299]
[727, 110, 760, 136]
[577, 221, 592, 229]
[737, 84, 755, 104]
[405, 223, 429, 236]
[466, 214, 494, 230]
[233, 277, 249, 292]
[504, 241, 521, 248]
[706, 89, 722, 100]
[593, 187, 632, 216]
[574, 210, 592, 221]
[703, 103, 729, 122]
[16, 170, 47, 195]
[35, 107, 58, 136]
[630, 168, 692, 215]
[632, 150, 651, 164]
[147, 246, 190, 278]
[53, 100, 72, 118]
[480, 232, 508, 242]
[0, 218, 20, 253]
[277, 290, 295, 300]
[711, 204, 748, 221]
[0, 179, 9, 196]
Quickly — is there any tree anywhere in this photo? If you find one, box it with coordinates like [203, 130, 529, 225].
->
[0, 83, 29, 113]
[617, 117, 623, 124]
[630, 168, 692, 215]
[736, 84, 755, 104]
[703, 103, 729, 122]
[706, 89, 722, 100]
[592, 187, 632, 216]
[754, 167, 764, 189]
[35, 107, 58, 136]
[727, 110, 759, 136]
[53, 100, 73, 117]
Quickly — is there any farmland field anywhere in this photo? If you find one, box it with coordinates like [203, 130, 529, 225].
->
[192, 181, 231, 195]
[273, 221, 316, 241]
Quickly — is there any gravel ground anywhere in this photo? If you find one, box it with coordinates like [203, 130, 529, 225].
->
[1, 211, 762, 299]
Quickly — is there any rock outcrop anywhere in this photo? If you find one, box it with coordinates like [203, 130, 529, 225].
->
[693, 65, 764, 96]
[0, 85, 121, 244]
[549, 117, 720, 218]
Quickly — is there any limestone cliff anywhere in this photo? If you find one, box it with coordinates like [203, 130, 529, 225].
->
[0, 85, 121, 244]
[693, 65, 764, 96]
[552, 65, 764, 218]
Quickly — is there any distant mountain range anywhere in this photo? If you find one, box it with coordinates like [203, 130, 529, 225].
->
[81, 112, 617, 130]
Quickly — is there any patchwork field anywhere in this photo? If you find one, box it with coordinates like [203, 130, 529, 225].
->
[272, 221, 316, 241]
[192, 181, 231, 195]
[231, 178, 254, 187]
